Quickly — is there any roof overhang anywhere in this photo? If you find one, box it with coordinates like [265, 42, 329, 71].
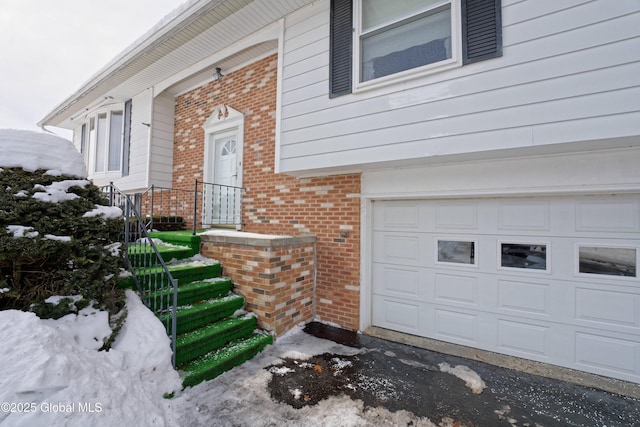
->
[39, 0, 313, 130]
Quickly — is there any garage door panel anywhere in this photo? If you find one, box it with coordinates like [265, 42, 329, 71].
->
[434, 201, 478, 230]
[575, 198, 640, 233]
[372, 232, 430, 267]
[498, 200, 550, 231]
[435, 309, 478, 344]
[575, 288, 640, 329]
[371, 196, 640, 383]
[575, 332, 639, 377]
[372, 295, 421, 334]
[497, 319, 549, 358]
[497, 279, 551, 316]
[374, 201, 421, 230]
[434, 273, 478, 306]
[372, 264, 424, 298]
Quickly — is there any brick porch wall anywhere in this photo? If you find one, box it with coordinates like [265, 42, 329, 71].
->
[201, 233, 316, 335]
[172, 54, 361, 331]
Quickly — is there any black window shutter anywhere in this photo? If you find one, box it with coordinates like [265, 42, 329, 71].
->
[329, 0, 353, 98]
[462, 0, 502, 64]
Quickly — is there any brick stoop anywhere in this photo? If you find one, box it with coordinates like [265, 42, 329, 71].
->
[127, 233, 273, 388]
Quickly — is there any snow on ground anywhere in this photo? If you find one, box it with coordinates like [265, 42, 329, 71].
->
[41, 303, 111, 351]
[0, 129, 86, 178]
[162, 326, 440, 427]
[438, 362, 487, 395]
[0, 290, 181, 427]
[0, 288, 441, 427]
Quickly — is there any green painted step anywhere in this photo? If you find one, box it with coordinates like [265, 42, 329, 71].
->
[167, 262, 221, 283]
[161, 294, 245, 335]
[149, 230, 202, 255]
[128, 244, 194, 264]
[147, 278, 233, 307]
[119, 259, 221, 290]
[137, 262, 222, 289]
[182, 333, 273, 388]
[175, 315, 257, 367]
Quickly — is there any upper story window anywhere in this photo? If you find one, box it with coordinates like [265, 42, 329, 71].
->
[329, 0, 503, 97]
[358, 0, 453, 83]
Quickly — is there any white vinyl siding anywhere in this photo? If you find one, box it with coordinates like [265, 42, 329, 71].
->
[149, 92, 175, 188]
[278, 0, 640, 174]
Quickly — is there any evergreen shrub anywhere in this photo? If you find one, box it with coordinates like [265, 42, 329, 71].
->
[0, 167, 124, 317]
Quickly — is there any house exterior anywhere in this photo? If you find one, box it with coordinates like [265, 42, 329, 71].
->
[40, 0, 640, 385]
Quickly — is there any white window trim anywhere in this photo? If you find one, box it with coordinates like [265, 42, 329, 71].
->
[86, 106, 125, 178]
[353, 0, 462, 93]
[574, 243, 639, 281]
[434, 236, 479, 269]
[497, 240, 552, 275]
[203, 104, 245, 187]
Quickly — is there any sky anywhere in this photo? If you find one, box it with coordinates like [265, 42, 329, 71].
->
[0, 0, 183, 139]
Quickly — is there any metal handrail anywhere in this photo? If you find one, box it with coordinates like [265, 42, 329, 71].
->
[102, 183, 178, 367]
[139, 184, 193, 232]
[134, 181, 244, 235]
[197, 179, 245, 233]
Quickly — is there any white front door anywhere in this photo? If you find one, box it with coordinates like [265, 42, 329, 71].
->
[206, 130, 241, 225]
[202, 104, 244, 228]
[214, 131, 237, 187]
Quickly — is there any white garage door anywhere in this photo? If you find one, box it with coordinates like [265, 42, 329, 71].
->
[371, 196, 640, 383]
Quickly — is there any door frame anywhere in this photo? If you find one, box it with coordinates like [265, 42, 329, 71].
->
[202, 104, 244, 226]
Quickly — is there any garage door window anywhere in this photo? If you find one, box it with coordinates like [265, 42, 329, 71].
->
[577, 245, 637, 278]
[437, 239, 476, 266]
[500, 242, 548, 272]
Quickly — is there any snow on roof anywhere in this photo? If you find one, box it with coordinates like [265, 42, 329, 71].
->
[0, 129, 87, 178]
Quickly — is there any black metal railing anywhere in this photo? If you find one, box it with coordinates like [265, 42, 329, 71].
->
[197, 179, 244, 232]
[141, 185, 193, 231]
[102, 183, 178, 367]
[134, 180, 244, 234]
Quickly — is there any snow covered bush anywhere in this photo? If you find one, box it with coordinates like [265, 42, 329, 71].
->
[0, 130, 124, 318]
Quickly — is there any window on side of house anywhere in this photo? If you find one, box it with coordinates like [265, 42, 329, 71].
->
[80, 123, 88, 164]
[358, 0, 453, 83]
[85, 110, 124, 174]
[329, 0, 502, 97]
[95, 113, 108, 173]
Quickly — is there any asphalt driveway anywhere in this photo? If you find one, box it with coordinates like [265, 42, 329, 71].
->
[265, 322, 640, 426]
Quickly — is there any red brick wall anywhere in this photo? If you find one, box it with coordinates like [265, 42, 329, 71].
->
[172, 54, 361, 331]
